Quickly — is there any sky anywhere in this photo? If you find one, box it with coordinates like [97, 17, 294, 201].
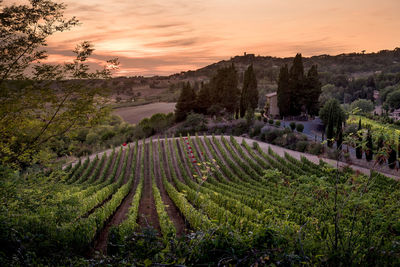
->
[4, 0, 400, 76]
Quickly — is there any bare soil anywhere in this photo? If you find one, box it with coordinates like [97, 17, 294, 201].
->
[137, 143, 161, 231]
[113, 102, 176, 124]
[167, 140, 185, 183]
[113, 150, 126, 182]
[153, 140, 186, 236]
[92, 145, 139, 255]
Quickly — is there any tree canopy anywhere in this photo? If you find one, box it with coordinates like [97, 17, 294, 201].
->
[0, 0, 118, 168]
[277, 54, 321, 117]
[175, 82, 196, 122]
[239, 64, 258, 118]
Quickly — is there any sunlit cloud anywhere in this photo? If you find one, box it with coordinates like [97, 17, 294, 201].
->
[4, 0, 400, 76]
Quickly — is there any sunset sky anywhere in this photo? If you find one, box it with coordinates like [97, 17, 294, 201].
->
[4, 0, 400, 76]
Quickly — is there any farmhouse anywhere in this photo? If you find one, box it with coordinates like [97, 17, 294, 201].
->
[265, 92, 280, 118]
[390, 108, 400, 121]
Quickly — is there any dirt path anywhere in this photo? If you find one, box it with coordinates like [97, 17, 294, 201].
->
[92, 145, 140, 254]
[153, 140, 186, 236]
[167, 139, 185, 183]
[113, 150, 126, 182]
[122, 145, 134, 184]
[137, 143, 161, 231]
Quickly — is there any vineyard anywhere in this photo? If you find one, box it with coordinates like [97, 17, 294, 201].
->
[1, 135, 400, 265]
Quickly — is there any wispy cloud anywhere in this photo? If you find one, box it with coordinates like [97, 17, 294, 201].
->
[22, 0, 398, 76]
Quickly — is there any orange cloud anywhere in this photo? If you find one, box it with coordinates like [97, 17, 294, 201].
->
[6, 0, 399, 76]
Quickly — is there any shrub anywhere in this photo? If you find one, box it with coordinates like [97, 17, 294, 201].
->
[275, 120, 281, 127]
[289, 122, 296, 131]
[86, 132, 99, 145]
[251, 121, 264, 137]
[268, 119, 274, 125]
[296, 123, 304, 132]
[307, 143, 323, 155]
[260, 132, 266, 142]
[295, 141, 308, 152]
[265, 129, 281, 143]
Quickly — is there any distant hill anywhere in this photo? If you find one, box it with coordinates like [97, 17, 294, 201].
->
[92, 48, 400, 108]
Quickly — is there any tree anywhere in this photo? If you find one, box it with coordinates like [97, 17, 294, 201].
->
[365, 129, 373, 161]
[350, 99, 374, 114]
[288, 53, 305, 115]
[175, 82, 196, 122]
[304, 65, 321, 115]
[239, 64, 258, 118]
[356, 120, 363, 159]
[0, 0, 118, 168]
[386, 89, 400, 109]
[319, 99, 347, 148]
[388, 143, 397, 169]
[195, 83, 211, 114]
[277, 64, 290, 116]
[209, 64, 240, 114]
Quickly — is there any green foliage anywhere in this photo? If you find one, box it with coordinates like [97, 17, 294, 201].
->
[0, 0, 119, 169]
[350, 99, 374, 114]
[296, 123, 304, 132]
[320, 99, 347, 147]
[386, 88, 400, 109]
[277, 54, 321, 116]
[277, 64, 291, 116]
[175, 82, 196, 122]
[239, 64, 258, 118]
[289, 122, 296, 130]
[209, 64, 240, 114]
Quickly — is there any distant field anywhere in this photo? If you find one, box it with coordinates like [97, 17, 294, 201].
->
[113, 102, 176, 124]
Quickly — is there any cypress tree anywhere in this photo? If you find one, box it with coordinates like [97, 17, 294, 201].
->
[277, 64, 290, 117]
[288, 53, 305, 115]
[377, 135, 384, 165]
[239, 64, 258, 118]
[388, 143, 397, 169]
[327, 112, 334, 148]
[210, 64, 239, 114]
[195, 83, 211, 114]
[356, 119, 363, 159]
[336, 118, 343, 150]
[175, 82, 196, 122]
[365, 129, 373, 161]
[398, 136, 400, 167]
[305, 65, 322, 115]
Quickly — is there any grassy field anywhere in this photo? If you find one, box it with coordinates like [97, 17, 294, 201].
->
[113, 102, 176, 124]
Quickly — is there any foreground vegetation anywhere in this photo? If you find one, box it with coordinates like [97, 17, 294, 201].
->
[1, 136, 399, 265]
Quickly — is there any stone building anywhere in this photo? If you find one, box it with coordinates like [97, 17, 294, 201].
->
[265, 92, 280, 118]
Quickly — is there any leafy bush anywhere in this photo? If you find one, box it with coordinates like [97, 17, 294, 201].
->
[307, 143, 323, 155]
[289, 122, 296, 131]
[295, 141, 308, 152]
[275, 120, 281, 127]
[296, 123, 304, 132]
[268, 119, 274, 125]
[265, 129, 282, 143]
[250, 121, 264, 137]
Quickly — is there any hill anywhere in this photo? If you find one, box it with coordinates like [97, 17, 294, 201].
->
[108, 48, 400, 108]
